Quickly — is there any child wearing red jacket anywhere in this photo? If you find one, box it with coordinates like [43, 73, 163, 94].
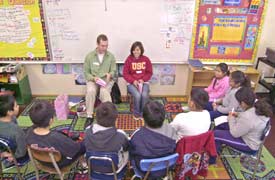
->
[123, 41, 153, 120]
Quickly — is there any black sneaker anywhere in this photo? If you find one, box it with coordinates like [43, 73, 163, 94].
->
[85, 117, 94, 128]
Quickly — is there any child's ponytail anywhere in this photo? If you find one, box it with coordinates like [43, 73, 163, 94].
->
[231, 70, 251, 88]
[255, 99, 273, 117]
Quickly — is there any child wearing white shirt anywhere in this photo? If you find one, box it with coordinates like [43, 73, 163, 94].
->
[170, 88, 211, 141]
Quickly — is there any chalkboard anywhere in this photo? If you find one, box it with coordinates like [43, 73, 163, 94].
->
[43, 0, 195, 63]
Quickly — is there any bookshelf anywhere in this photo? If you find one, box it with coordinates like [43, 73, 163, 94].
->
[187, 66, 260, 95]
[0, 65, 32, 105]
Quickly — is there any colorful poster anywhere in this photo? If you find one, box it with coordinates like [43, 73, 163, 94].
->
[190, 0, 267, 64]
[43, 64, 57, 74]
[244, 24, 258, 50]
[210, 46, 240, 56]
[248, 0, 261, 14]
[212, 16, 246, 42]
[0, 0, 49, 61]
[201, 0, 221, 5]
[197, 24, 209, 49]
[244, 37, 255, 49]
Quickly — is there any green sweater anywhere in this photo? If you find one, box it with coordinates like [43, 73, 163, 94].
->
[0, 121, 27, 158]
[84, 49, 116, 82]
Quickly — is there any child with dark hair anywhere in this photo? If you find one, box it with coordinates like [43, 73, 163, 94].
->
[205, 63, 230, 101]
[26, 100, 85, 168]
[170, 88, 211, 140]
[214, 87, 272, 153]
[0, 95, 27, 162]
[130, 101, 177, 178]
[207, 70, 251, 121]
[84, 102, 129, 172]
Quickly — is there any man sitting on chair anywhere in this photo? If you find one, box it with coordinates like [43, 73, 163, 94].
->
[84, 34, 117, 125]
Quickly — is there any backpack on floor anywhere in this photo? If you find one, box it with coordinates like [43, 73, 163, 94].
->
[111, 82, 122, 104]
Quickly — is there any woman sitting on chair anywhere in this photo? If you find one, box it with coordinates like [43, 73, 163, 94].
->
[123, 41, 153, 120]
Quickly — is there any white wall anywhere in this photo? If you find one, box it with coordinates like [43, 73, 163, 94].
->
[256, 0, 275, 57]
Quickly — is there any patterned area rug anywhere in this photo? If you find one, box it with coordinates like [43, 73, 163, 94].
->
[221, 146, 275, 180]
[0, 96, 238, 179]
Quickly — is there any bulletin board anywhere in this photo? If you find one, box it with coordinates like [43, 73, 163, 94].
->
[189, 0, 267, 64]
[0, 0, 49, 61]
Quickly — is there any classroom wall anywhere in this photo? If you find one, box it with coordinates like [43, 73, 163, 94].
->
[26, 64, 189, 96]
[27, 0, 275, 96]
[256, 0, 275, 57]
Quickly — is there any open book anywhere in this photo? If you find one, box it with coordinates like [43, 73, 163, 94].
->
[214, 116, 228, 126]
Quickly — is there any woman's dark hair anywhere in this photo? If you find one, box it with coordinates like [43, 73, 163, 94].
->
[235, 87, 255, 107]
[0, 95, 15, 117]
[29, 100, 55, 128]
[143, 101, 165, 128]
[255, 99, 273, 117]
[231, 70, 251, 88]
[96, 102, 118, 127]
[130, 41, 144, 56]
[213, 63, 230, 88]
[190, 88, 209, 110]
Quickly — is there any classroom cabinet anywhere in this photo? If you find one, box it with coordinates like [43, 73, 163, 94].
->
[186, 66, 260, 95]
[0, 65, 32, 105]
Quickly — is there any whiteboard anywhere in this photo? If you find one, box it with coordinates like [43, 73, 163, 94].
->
[43, 0, 195, 63]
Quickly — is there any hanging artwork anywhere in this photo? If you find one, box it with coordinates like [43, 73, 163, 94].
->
[190, 0, 267, 64]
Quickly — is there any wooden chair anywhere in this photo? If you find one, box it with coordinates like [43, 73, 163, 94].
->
[27, 144, 78, 180]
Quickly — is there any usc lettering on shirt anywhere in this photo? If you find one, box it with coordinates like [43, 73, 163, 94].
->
[131, 62, 145, 70]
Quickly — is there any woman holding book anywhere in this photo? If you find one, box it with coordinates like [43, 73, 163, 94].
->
[123, 41, 153, 120]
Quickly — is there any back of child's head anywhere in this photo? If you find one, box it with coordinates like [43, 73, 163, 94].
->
[190, 88, 209, 110]
[143, 101, 165, 128]
[96, 102, 118, 127]
[216, 63, 230, 76]
[0, 95, 15, 118]
[29, 100, 55, 128]
[235, 87, 255, 107]
[255, 99, 273, 117]
[231, 70, 251, 88]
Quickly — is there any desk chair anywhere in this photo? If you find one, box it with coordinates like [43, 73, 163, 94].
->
[221, 120, 271, 180]
[131, 153, 179, 180]
[27, 144, 79, 180]
[86, 151, 128, 180]
[0, 137, 29, 180]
